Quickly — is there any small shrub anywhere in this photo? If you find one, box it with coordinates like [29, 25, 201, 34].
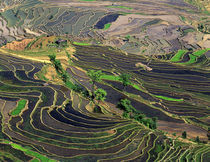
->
[182, 131, 187, 139]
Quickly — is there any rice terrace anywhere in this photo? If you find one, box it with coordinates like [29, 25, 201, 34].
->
[0, 0, 210, 161]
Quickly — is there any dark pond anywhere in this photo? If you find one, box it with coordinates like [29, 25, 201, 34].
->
[95, 14, 120, 29]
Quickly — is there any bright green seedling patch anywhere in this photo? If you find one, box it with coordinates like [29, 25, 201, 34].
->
[132, 84, 142, 91]
[154, 95, 184, 102]
[1, 140, 56, 162]
[73, 42, 91, 46]
[31, 159, 40, 162]
[104, 23, 111, 30]
[192, 48, 210, 57]
[101, 75, 119, 81]
[11, 99, 27, 116]
[101, 74, 143, 91]
[170, 50, 187, 62]
[180, 48, 210, 64]
[106, 5, 133, 10]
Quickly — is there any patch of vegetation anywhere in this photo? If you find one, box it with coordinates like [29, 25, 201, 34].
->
[182, 131, 187, 139]
[49, 54, 75, 89]
[103, 23, 111, 30]
[2, 141, 55, 162]
[183, 28, 195, 35]
[179, 15, 186, 22]
[73, 41, 91, 46]
[87, 69, 103, 99]
[119, 73, 131, 91]
[153, 95, 184, 102]
[94, 88, 107, 103]
[180, 49, 210, 64]
[154, 144, 163, 153]
[192, 49, 209, 57]
[101, 74, 142, 91]
[117, 98, 157, 129]
[11, 99, 27, 116]
[170, 50, 187, 62]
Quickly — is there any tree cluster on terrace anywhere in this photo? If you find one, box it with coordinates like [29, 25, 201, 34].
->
[117, 98, 157, 129]
[47, 59, 158, 129]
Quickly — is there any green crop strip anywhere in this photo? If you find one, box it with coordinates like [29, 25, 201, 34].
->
[106, 6, 133, 10]
[192, 48, 210, 57]
[1, 140, 56, 162]
[101, 75, 119, 81]
[183, 28, 195, 35]
[153, 95, 184, 102]
[170, 50, 187, 62]
[101, 74, 143, 91]
[180, 48, 210, 64]
[104, 23, 111, 30]
[73, 42, 91, 46]
[11, 99, 27, 116]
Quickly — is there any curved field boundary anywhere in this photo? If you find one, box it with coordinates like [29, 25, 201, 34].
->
[10, 99, 27, 116]
[179, 49, 210, 65]
[1, 140, 55, 162]
[170, 50, 187, 62]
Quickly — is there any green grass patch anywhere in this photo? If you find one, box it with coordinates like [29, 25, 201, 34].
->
[183, 28, 195, 35]
[65, 80, 76, 89]
[131, 84, 142, 91]
[125, 35, 131, 40]
[154, 95, 184, 102]
[154, 144, 163, 153]
[192, 48, 210, 57]
[179, 15, 186, 22]
[104, 23, 111, 30]
[1, 140, 55, 162]
[101, 74, 120, 81]
[180, 48, 210, 64]
[106, 5, 133, 10]
[170, 50, 187, 62]
[101, 74, 143, 91]
[31, 159, 40, 162]
[11, 99, 27, 116]
[73, 42, 91, 46]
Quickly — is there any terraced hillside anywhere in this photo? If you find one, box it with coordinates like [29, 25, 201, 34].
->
[0, 38, 209, 161]
[71, 45, 210, 131]
[0, 0, 209, 54]
[0, 0, 210, 161]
